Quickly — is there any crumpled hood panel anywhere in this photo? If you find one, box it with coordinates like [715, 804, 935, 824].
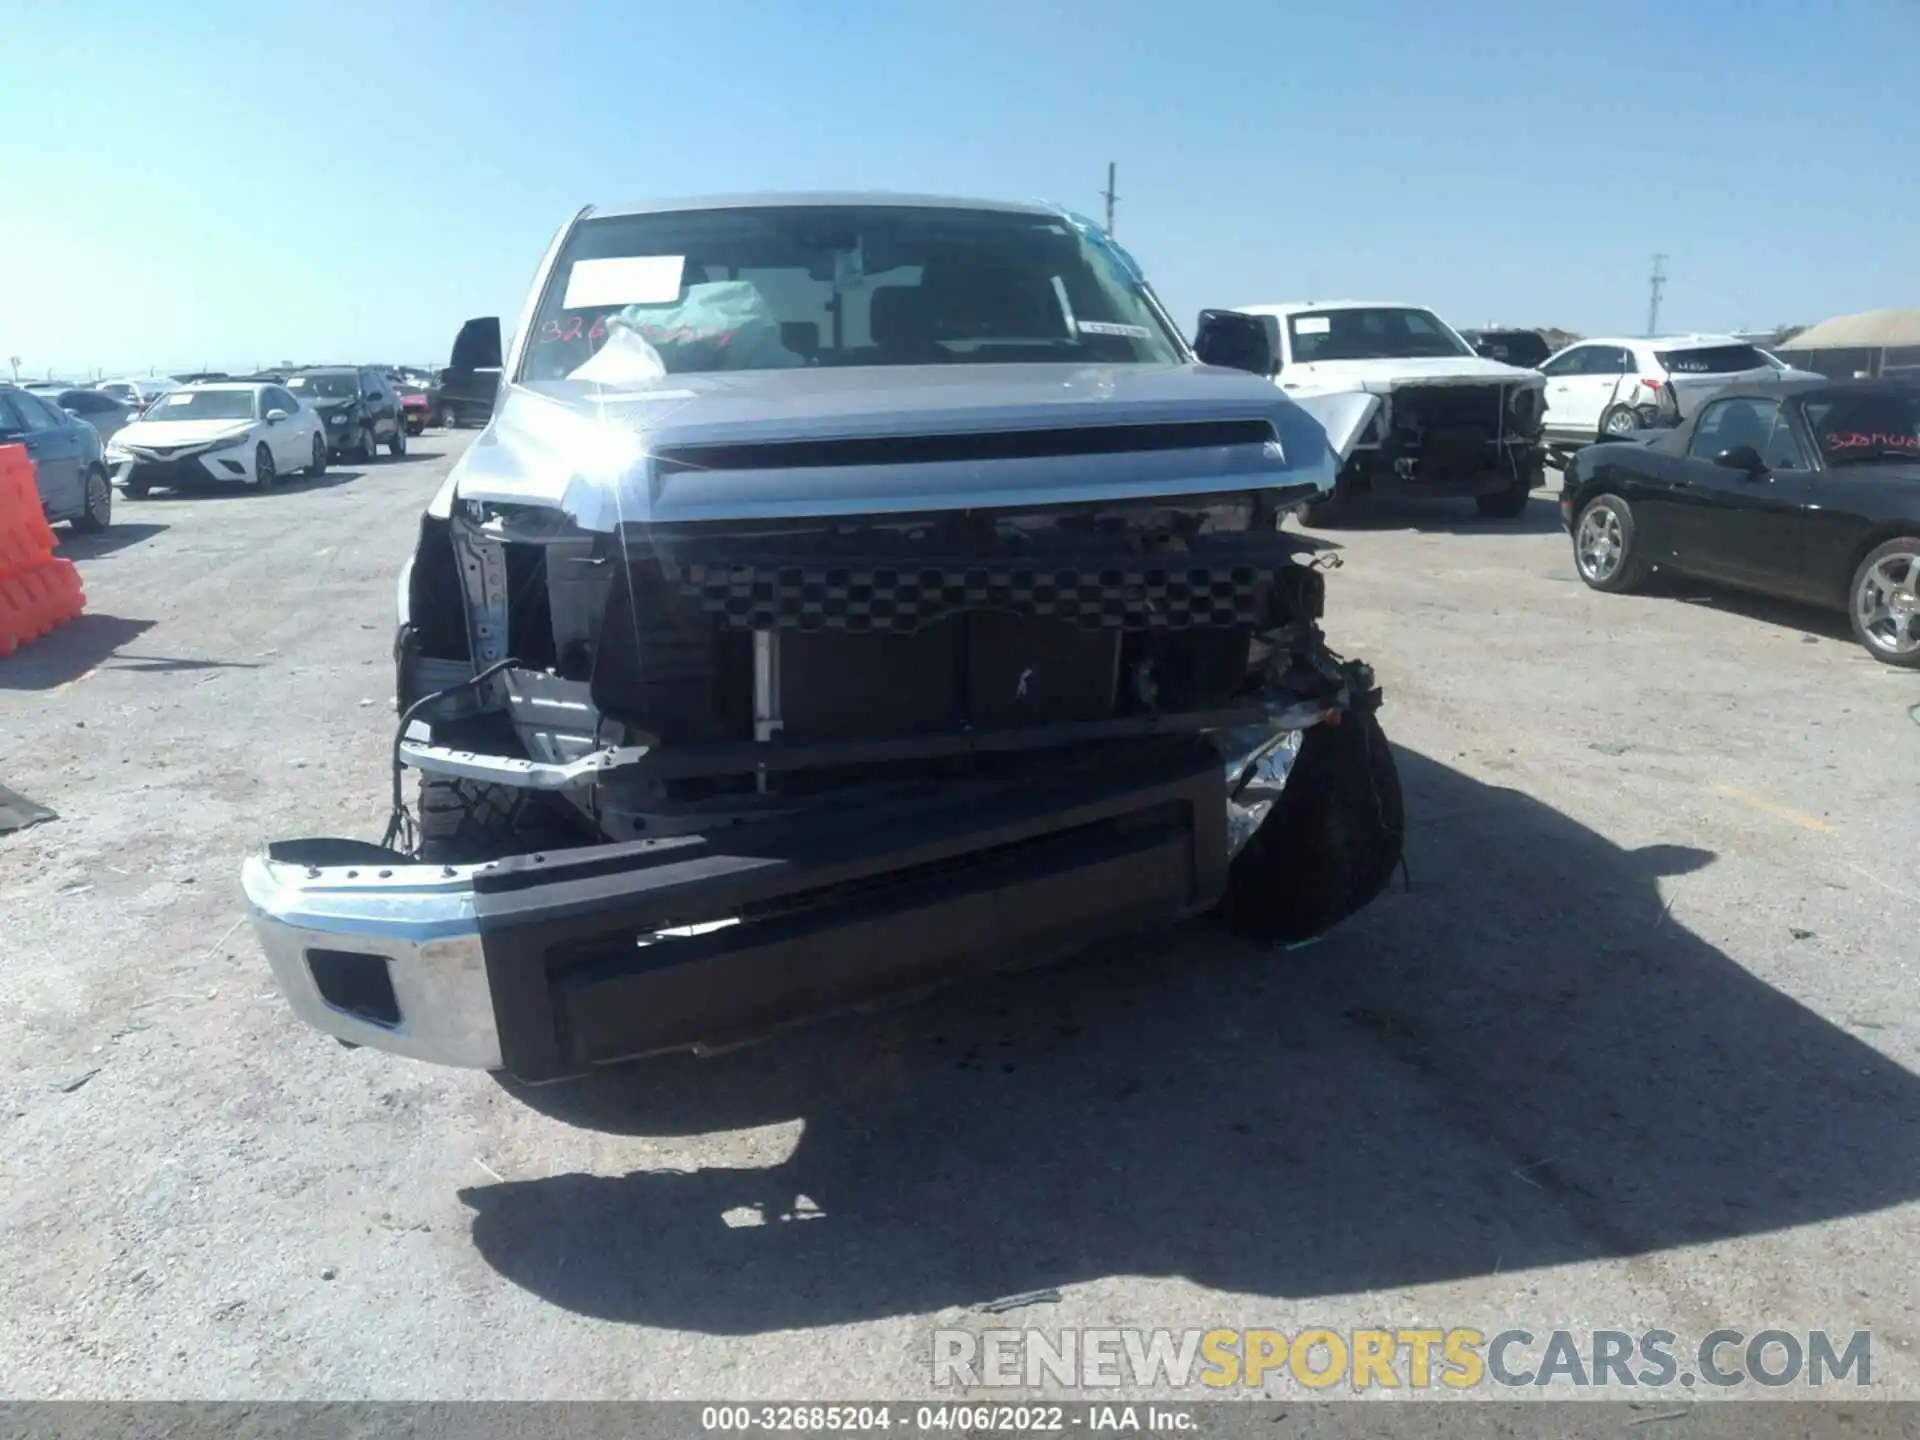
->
[431, 363, 1368, 531]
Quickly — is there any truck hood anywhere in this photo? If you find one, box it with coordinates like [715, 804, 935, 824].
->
[431, 363, 1379, 531]
[1282, 355, 1544, 396]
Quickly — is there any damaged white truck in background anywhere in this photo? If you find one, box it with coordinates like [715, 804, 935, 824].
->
[1194, 299, 1548, 525]
[240, 193, 1404, 1084]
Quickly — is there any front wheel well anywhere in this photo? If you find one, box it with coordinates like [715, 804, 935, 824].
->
[1841, 524, 1920, 605]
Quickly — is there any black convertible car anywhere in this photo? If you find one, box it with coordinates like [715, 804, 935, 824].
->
[1559, 378, 1920, 667]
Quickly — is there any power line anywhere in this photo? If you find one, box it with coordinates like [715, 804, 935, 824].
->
[1647, 253, 1667, 337]
[1100, 162, 1119, 236]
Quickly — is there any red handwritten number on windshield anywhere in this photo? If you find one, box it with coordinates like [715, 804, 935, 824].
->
[536, 314, 609, 344]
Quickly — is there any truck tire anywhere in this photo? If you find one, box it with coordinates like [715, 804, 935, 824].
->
[417, 775, 567, 863]
[1297, 477, 1353, 528]
[1219, 708, 1404, 945]
[1474, 480, 1532, 518]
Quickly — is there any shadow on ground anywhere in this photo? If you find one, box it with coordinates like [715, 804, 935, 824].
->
[0, 615, 155, 690]
[1292, 489, 1565, 538]
[55, 521, 167, 560]
[1650, 574, 1856, 648]
[129, 468, 368, 500]
[462, 744, 1920, 1333]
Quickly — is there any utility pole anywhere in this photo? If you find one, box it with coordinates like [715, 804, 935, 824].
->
[1646, 253, 1667, 336]
[1100, 162, 1118, 236]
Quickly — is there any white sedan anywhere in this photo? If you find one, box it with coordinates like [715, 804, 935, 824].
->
[105, 382, 329, 496]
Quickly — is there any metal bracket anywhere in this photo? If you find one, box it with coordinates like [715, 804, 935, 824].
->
[752, 630, 783, 794]
[451, 514, 511, 681]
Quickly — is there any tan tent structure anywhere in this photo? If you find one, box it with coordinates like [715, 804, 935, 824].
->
[1775, 308, 1920, 380]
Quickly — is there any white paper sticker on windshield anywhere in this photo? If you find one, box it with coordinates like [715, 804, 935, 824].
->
[161, 392, 195, 406]
[1293, 316, 1332, 335]
[1076, 321, 1152, 339]
[562, 255, 686, 310]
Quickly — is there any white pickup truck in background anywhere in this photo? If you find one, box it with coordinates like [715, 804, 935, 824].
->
[1195, 299, 1548, 525]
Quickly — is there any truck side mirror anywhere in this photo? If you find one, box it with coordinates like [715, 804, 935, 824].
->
[1714, 444, 1766, 476]
[1193, 309, 1276, 378]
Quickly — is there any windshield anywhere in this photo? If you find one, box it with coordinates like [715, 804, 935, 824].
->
[1804, 393, 1920, 464]
[288, 372, 358, 399]
[1657, 344, 1768, 375]
[518, 204, 1184, 384]
[1288, 307, 1474, 362]
[144, 388, 257, 421]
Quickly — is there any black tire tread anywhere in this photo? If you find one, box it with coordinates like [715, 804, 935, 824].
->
[72, 466, 111, 533]
[417, 775, 578, 863]
[1475, 481, 1532, 519]
[1220, 709, 1405, 944]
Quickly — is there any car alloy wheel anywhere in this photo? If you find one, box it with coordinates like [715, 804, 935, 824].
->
[1854, 548, 1920, 658]
[254, 444, 276, 489]
[1602, 405, 1638, 437]
[1575, 500, 1625, 582]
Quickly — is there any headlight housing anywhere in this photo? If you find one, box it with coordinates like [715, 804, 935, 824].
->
[1508, 386, 1544, 430]
[204, 431, 254, 454]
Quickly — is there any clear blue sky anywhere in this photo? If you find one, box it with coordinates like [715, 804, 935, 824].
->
[3, 0, 1912, 378]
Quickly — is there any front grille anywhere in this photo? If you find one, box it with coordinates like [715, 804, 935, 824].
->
[673, 559, 1263, 632]
[1393, 384, 1506, 435]
[126, 457, 210, 482]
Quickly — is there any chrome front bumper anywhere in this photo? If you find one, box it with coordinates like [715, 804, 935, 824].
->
[240, 711, 1328, 1078]
[241, 847, 503, 1068]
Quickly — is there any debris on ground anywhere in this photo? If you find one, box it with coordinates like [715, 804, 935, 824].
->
[0, 783, 56, 836]
[976, 1288, 1062, 1315]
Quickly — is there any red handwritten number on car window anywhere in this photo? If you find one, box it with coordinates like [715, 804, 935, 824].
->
[1825, 431, 1920, 451]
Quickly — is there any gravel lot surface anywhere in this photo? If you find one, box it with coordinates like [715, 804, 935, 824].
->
[2, 436, 1916, 1400]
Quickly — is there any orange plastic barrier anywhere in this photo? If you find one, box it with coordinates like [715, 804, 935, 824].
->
[0, 443, 85, 658]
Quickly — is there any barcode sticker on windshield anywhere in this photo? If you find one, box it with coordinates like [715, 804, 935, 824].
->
[562, 256, 686, 310]
[1293, 316, 1332, 335]
[1076, 321, 1152, 339]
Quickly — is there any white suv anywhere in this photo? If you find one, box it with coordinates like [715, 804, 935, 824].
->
[1538, 334, 1821, 449]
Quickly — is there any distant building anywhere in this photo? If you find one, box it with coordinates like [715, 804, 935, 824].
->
[1773, 308, 1920, 380]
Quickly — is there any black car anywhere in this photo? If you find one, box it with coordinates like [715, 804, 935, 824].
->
[0, 383, 113, 531]
[1460, 328, 1552, 370]
[1560, 378, 1920, 666]
[284, 366, 407, 459]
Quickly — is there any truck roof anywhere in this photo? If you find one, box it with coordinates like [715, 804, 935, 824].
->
[587, 191, 1061, 221]
[1233, 300, 1438, 318]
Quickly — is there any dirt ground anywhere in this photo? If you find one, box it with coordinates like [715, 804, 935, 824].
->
[2, 436, 1916, 1399]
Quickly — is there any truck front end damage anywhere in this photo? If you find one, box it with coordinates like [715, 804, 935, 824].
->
[1343, 379, 1546, 502]
[242, 194, 1407, 1080]
[246, 391, 1401, 1081]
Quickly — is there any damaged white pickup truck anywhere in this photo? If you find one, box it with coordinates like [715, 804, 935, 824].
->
[241, 193, 1405, 1083]
[1194, 299, 1548, 525]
